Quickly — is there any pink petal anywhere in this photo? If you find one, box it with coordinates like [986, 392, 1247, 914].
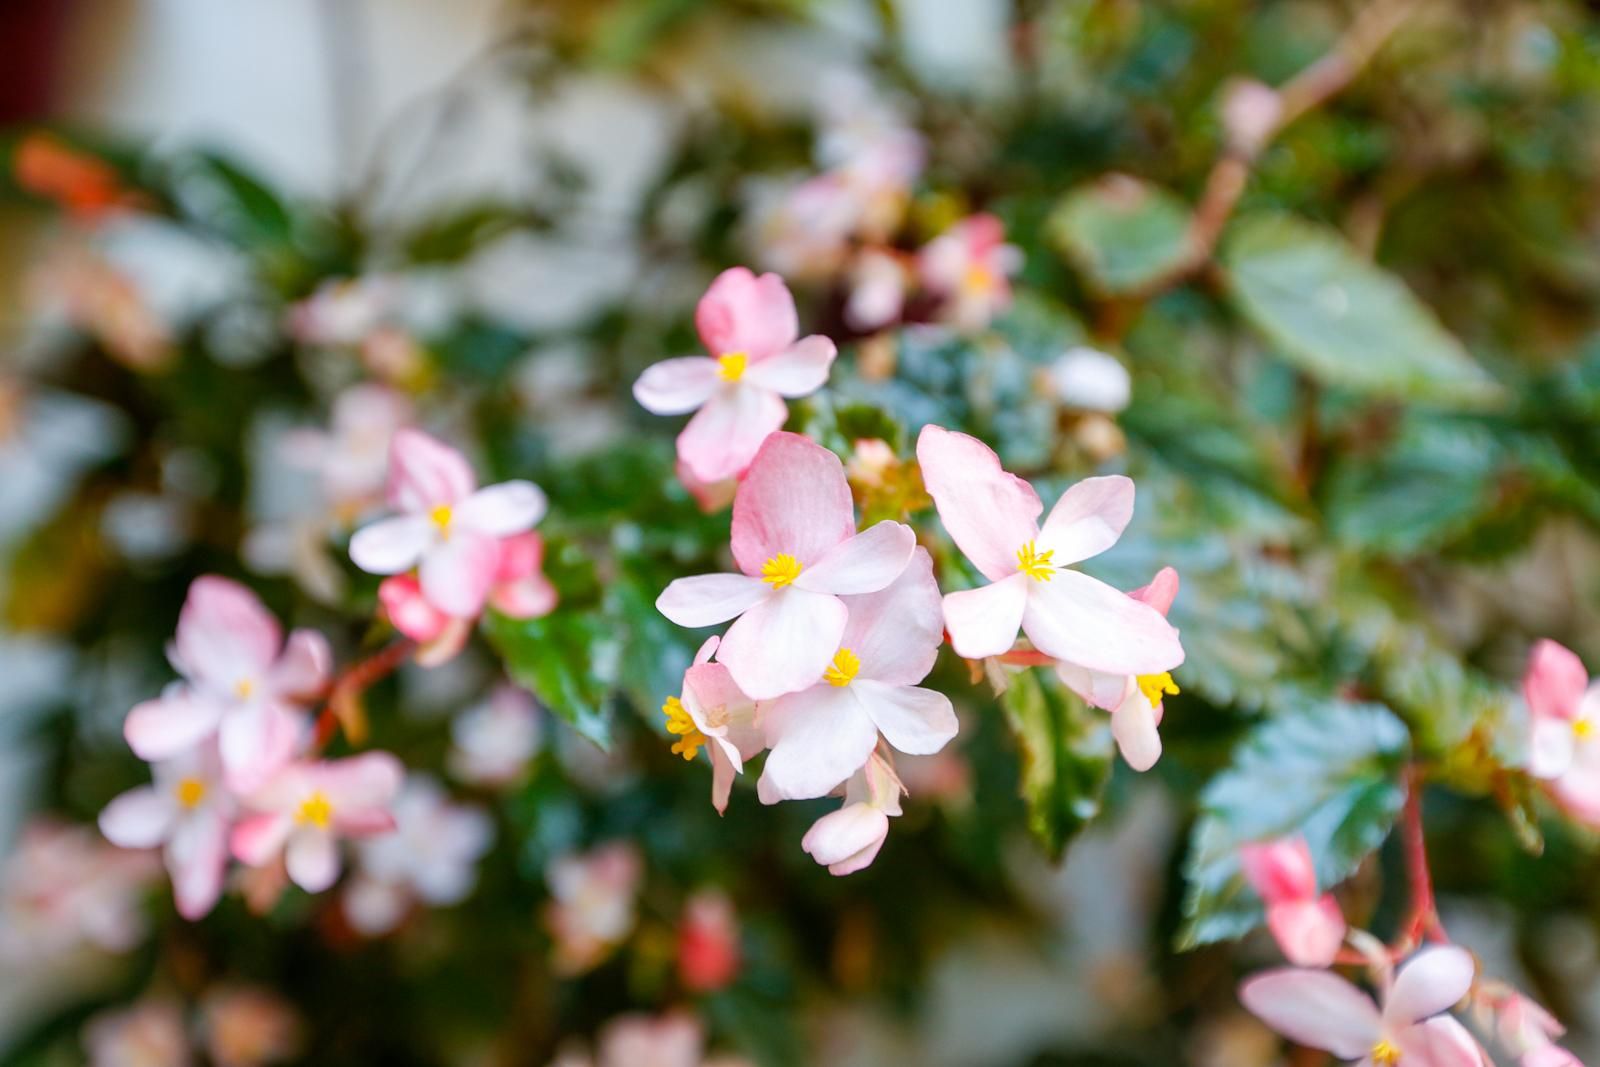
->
[676, 383, 788, 484]
[656, 573, 769, 628]
[942, 574, 1029, 659]
[1524, 1047, 1585, 1067]
[491, 573, 559, 619]
[379, 575, 449, 642]
[730, 431, 855, 574]
[1395, 1017, 1488, 1067]
[173, 576, 282, 687]
[416, 618, 473, 667]
[168, 809, 229, 920]
[1111, 688, 1163, 771]
[757, 686, 878, 801]
[695, 266, 799, 359]
[219, 703, 300, 794]
[1239, 969, 1382, 1058]
[230, 814, 292, 867]
[840, 547, 943, 687]
[271, 629, 332, 701]
[633, 356, 723, 414]
[1035, 475, 1135, 566]
[915, 425, 1040, 582]
[1529, 718, 1576, 780]
[1385, 946, 1475, 1027]
[683, 663, 754, 749]
[388, 428, 475, 512]
[1267, 897, 1346, 968]
[693, 635, 720, 666]
[286, 830, 341, 893]
[349, 515, 434, 575]
[419, 529, 501, 618]
[1240, 836, 1320, 903]
[801, 803, 890, 875]
[1022, 569, 1184, 676]
[320, 751, 405, 809]
[742, 335, 837, 397]
[1525, 639, 1588, 722]
[455, 481, 547, 537]
[125, 691, 224, 761]
[710, 744, 738, 815]
[99, 786, 178, 849]
[1130, 566, 1180, 616]
[792, 520, 915, 595]
[1055, 661, 1128, 709]
[716, 587, 848, 701]
[855, 680, 957, 756]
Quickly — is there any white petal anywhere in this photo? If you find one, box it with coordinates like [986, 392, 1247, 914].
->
[855, 680, 957, 756]
[758, 686, 878, 801]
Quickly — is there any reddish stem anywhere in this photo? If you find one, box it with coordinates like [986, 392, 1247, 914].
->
[311, 638, 415, 750]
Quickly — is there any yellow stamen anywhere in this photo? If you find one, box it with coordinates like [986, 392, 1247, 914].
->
[662, 696, 707, 761]
[1137, 672, 1179, 708]
[717, 352, 748, 382]
[1371, 1039, 1402, 1065]
[175, 778, 207, 809]
[1575, 719, 1594, 741]
[761, 553, 802, 589]
[1016, 541, 1055, 581]
[962, 263, 994, 294]
[429, 503, 453, 536]
[233, 677, 255, 700]
[294, 791, 333, 830]
[825, 648, 861, 688]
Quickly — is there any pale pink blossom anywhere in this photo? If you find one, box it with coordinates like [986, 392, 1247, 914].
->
[199, 985, 302, 1067]
[1525, 1048, 1586, 1067]
[801, 752, 904, 876]
[664, 635, 761, 813]
[279, 383, 411, 521]
[845, 438, 898, 489]
[917, 425, 1184, 678]
[544, 841, 644, 975]
[287, 277, 392, 347]
[758, 547, 954, 802]
[378, 573, 474, 666]
[449, 684, 543, 787]
[678, 889, 741, 993]
[1240, 946, 1480, 1066]
[349, 429, 547, 619]
[0, 820, 160, 961]
[917, 214, 1021, 332]
[633, 268, 838, 484]
[122, 576, 330, 793]
[1238, 835, 1346, 967]
[99, 744, 235, 920]
[845, 248, 908, 332]
[230, 753, 403, 894]
[489, 531, 559, 619]
[83, 999, 192, 1067]
[675, 458, 739, 513]
[1523, 639, 1600, 780]
[596, 1013, 707, 1067]
[657, 432, 916, 700]
[1483, 987, 1584, 1067]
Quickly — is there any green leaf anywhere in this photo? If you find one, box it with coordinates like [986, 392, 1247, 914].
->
[1222, 213, 1502, 407]
[1177, 697, 1410, 950]
[483, 610, 617, 750]
[1049, 175, 1194, 295]
[998, 669, 1115, 861]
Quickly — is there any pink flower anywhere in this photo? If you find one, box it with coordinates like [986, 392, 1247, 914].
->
[287, 277, 392, 347]
[633, 268, 838, 484]
[657, 432, 916, 700]
[99, 745, 235, 920]
[801, 752, 904, 876]
[230, 752, 403, 893]
[544, 841, 644, 975]
[0, 820, 160, 961]
[1238, 835, 1346, 967]
[917, 214, 1021, 332]
[83, 999, 192, 1067]
[490, 531, 559, 618]
[123, 577, 331, 793]
[377, 574, 474, 666]
[845, 248, 908, 332]
[449, 684, 543, 787]
[916, 425, 1184, 676]
[596, 1012, 705, 1067]
[758, 547, 955, 801]
[1240, 946, 1480, 1066]
[678, 889, 741, 993]
[1523, 639, 1599, 780]
[1486, 988, 1584, 1067]
[279, 383, 410, 521]
[1525, 1049, 1586, 1067]
[199, 985, 302, 1067]
[675, 458, 739, 513]
[349, 429, 547, 619]
[664, 636, 762, 814]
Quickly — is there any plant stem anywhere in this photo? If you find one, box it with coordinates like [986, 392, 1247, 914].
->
[311, 638, 415, 749]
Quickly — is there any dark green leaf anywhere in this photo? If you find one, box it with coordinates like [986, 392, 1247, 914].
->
[483, 609, 617, 750]
[998, 669, 1115, 861]
[1049, 175, 1193, 294]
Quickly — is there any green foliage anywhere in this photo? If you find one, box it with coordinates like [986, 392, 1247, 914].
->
[1049, 176, 1193, 295]
[998, 669, 1115, 861]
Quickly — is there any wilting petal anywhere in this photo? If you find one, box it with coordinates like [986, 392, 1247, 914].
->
[856, 681, 957, 756]
[915, 424, 1040, 582]
[657, 573, 769, 628]
[677, 383, 788, 484]
[1529, 718, 1577, 780]
[1110, 688, 1162, 771]
[942, 574, 1029, 659]
[388, 428, 475, 511]
[717, 587, 848, 701]
[349, 515, 434, 575]
[1035, 475, 1135, 566]
[286, 830, 341, 893]
[1525, 640, 1588, 722]
[1239, 969, 1382, 1058]
[758, 686, 877, 801]
[169, 809, 229, 920]
[99, 786, 178, 849]
[1385, 946, 1475, 1027]
[793, 520, 915, 596]
[695, 266, 799, 359]
[1239, 837, 1319, 903]
[173, 576, 282, 686]
[125, 691, 224, 761]
[1267, 897, 1346, 968]
[455, 481, 547, 537]
[730, 432, 855, 574]
[633, 356, 722, 414]
[272, 629, 332, 701]
[219, 703, 300, 794]
[1395, 1017, 1487, 1067]
[1130, 566, 1180, 616]
[802, 803, 890, 876]
[419, 529, 500, 618]
[842, 547, 944, 687]
[1022, 569, 1184, 676]
[743, 335, 837, 397]
[231, 814, 292, 867]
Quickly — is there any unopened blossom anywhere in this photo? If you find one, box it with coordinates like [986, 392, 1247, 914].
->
[378, 573, 473, 667]
[801, 752, 905, 876]
[99, 744, 235, 920]
[1240, 946, 1480, 1067]
[917, 425, 1184, 678]
[230, 752, 403, 894]
[918, 214, 1021, 332]
[123, 576, 330, 793]
[657, 432, 916, 700]
[544, 841, 644, 975]
[279, 383, 411, 521]
[1054, 567, 1183, 771]
[1238, 835, 1346, 967]
[759, 547, 955, 801]
[678, 889, 741, 993]
[83, 999, 192, 1067]
[1047, 346, 1132, 414]
[633, 268, 838, 484]
[343, 775, 493, 936]
[663, 635, 762, 813]
[0, 820, 160, 961]
[1523, 639, 1599, 781]
[350, 429, 547, 619]
[199, 986, 302, 1067]
[449, 684, 543, 787]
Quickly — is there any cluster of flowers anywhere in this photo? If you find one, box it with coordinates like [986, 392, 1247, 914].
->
[82, 987, 301, 1067]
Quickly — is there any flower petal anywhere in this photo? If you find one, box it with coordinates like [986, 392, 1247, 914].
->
[1035, 475, 1135, 565]
[742, 335, 837, 397]
[1110, 688, 1163, 771]
[1525, 639, 1588, 722]
[695, 266, 799, 359]
[717, 587, 848, 700]
[656, 573, 770, 628]
[219, 703, 300, 794]
[321, 751, 405, 809]
[125, 691, 224, 761]
[286, 830, 341, 893]
[757, 686, 878, 801]
[1239, 969, 1382, 1058]
[856, 680, 957, 756]
[99, 786, 178, 849]
[793, 520, 915, 596]
[1529, 718, 1577, 780]
[801, 803, 890, 875]
[231, 813, 292, 867]
[1022, 569, 1184, 676]
[271, 629, 332, 701]
[942, 574, 1029, 659]
[916, 424, 1040, 581]
[1267, 897, 1346, 969]
[419, 529, 501, 618]
[1395, 1017, 1487, 1067]
[388, 428, 475, 511]
[1130, 566, 1180, 616]
[168, 809, 229, 920]
[730, 431, 856, 574]
[1239, 836, 1319, 903]
[349, 515, 433, 575]
[1385, 946, 1475, 1027]
[633, 356, 722, 414]
[677, 383, 788, 484]
[455, 481, 547, 538]
[173, 576, 282, 687]
[1055, 661, 1128, 710]
[840, 547, 943, 686]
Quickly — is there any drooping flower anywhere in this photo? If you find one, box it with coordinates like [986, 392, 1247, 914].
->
[758, 547, 955, 802]
[1522, 639, 1599, 781]
[0, 820, 160, 962]
[1240, 946, 1480, 1067]
[83, 999, 192, 1067]
[198, 986, 303, 1067]
[664, 635, 762, 813]
[349, 429, 547, 619]
[279, 383, 411, 523]
[678, 889, 741, 993]
[656, 432, 916, 700]
[99, 744, 235, 920]
[801, 752, 905, 876]
[917, 214, 1021, 332]
[1238, 835, 1346, 968]
[449, 684, 543, 787]
[123, 576, 331, 793]
[633, 268, 838, 484]
[544, 841, 644, 975]
[230, 753, 403, 894]
[916, 425, 1184, 678]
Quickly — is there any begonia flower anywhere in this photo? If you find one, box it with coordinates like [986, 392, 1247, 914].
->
[656, 432, 916, 700]
[633, 268, 837, 484]
[662, 635, 761, 813]
[279, 383, 410, 522]
[0, 820, 160, 962]
[1523, 639, 1600, 781]
[800, 752, 905, 876]
[83, 999, 192, 1067]
[377, 574, 473, 667]
[199, 985, 303, 1067]
[449, 684, 543, 787]
[544, 841, 644, 975]
[917, 214, 1021, 332]
[1238, 835, 1347, 967]
[677, 889, 741, 993]
[845, 248, 908, 332]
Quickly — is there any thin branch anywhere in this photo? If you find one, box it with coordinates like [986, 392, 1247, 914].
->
[311, 638, 415, 750]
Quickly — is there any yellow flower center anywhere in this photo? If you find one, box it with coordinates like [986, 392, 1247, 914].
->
[1575, 718, 1594, 741]
[1371, 1039, 1402, 1065]
[825, 648, 861, 687]
[430, 503, 453, 536]
[1138, 672, 1180, 708]
[294, 791, 334, 830]
[717, 352, 748, 382]
[761, 554, 802, 589]
[962, 262, 994, 295]
[662, 696, 707, 761]
[175, 777, 207, 809]
[233, 677, 255, 700]
[1016, 541, 1056, 581]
